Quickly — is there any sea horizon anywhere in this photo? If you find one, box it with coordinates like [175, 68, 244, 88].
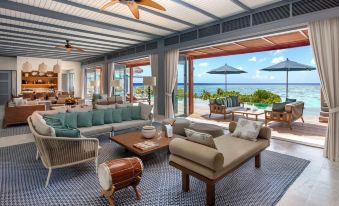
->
[133, 82, 320, 86]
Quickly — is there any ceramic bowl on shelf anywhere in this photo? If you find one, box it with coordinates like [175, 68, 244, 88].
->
[46, 73, 53, 77]
[39, 72, 45, 76]
[31, 71, 38, 76]
[141, 126, 156, 139]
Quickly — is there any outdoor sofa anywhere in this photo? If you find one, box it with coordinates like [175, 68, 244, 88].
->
[28, 104, 152, 187]
[169, 121, 271, 206]
[265, 101, 304, 129]
[209, 97, 243, 119]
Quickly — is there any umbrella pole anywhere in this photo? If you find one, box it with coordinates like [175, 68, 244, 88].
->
[286, 70, 289, 100]
[225, 73, 227, 92]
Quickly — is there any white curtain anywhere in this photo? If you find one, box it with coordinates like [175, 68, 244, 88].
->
[309, 17, 339, 161]
[80, 67, 85, 99]
[108, 63, 114, 97]
[164, 48, 179, 118]
[150, 54, 159, 116]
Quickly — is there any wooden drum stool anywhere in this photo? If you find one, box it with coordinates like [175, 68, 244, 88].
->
[98, 157, 143, 206]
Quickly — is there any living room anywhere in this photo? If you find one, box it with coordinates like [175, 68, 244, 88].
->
[1, 0, 339, 206]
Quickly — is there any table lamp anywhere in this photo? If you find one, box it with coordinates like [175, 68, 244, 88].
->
[143, 76, 156, 105]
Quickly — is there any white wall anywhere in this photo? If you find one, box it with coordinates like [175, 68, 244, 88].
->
[0, 56, 17, 70]
[16, 57, 82, 96]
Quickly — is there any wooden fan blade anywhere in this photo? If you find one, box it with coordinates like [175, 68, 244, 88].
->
[55, 45, 65, 49]
[73, 47, 84, 52]
[128, 2, 140, 19]
[101, 0, 119, 10]
[66, 47, 72, 53]
[138, 0, 166, 11]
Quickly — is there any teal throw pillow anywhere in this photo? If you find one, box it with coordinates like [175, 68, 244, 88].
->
[129, 105, 141, 120]
[112, 108, 123, 123]
[230, 96, 239, 107]
[286, 98, 297, 103]
[225, 97, 233, 107]
[77, 111, 93, 127]
[92, 109, 105, 125]
[64, 112, 78, 129]
[54, 127, 80, 138]
[272, 103, 286, 112]
[215, 98, 223, 105]
[120, 107, 132, 121]
[43, 113, 65, 127]
[102, 108, 113, 124]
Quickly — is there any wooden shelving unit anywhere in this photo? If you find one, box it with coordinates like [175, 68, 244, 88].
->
[21, 71, 58, 91]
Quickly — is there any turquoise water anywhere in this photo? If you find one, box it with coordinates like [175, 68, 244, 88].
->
[183, 84, 320, 116]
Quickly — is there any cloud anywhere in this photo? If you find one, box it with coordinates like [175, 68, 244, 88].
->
[271, 56, 285, 64]
[237, 66, 244, 70]
[197, 72, 207, 78]
[311, 58, 316, 65]
[258, 58, 266, 62]
[198, 62, 209, 67]
[249, 57, 257, 62]
[271, 49, 286, 56]
[251, 70, 275, 81]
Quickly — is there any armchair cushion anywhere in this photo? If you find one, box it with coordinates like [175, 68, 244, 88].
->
[232, 118, 264, 141]
[286, 98, 297, 103]
[54, 127, 81, 138]
[77, 111, 93, 127]
[43, 113, 65, 127]
[184, 128, 216, 149]
[31, 112, 56, 137]
[272, 102, 286, 112]
[229, 121, 271, 140]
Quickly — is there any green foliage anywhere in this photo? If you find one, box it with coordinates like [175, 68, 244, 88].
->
[198, 88, 281, 104]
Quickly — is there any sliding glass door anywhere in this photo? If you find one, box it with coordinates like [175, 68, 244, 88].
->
[174, 55, 188, 117]
[85, 67, 102, 100]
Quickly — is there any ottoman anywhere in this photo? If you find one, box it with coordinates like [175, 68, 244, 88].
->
[162, 118, 191, 136]
[189, 122, 224, 137]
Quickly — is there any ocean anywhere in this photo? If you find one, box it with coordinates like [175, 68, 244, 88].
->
[133, 83, 321, 116]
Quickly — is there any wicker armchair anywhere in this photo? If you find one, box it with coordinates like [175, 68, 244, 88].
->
[27, 117, 99, 187]
[264, 101, 305, 130]
[209, 98, 242, 119]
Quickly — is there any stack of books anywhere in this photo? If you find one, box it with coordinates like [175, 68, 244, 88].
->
[133, 140, 159, 151]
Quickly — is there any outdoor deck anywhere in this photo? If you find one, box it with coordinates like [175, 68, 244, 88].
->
[188, 104, 326, 148]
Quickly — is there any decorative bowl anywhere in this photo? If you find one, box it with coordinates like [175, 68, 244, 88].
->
[141, 126, 156, 139]
[39, 72, 45, 76]
[31, 71, 38, 76]
[46, 73, 53, 77]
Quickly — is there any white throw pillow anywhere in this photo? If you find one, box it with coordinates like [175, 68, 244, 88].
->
[184, 128, 216, 149]
[139, 103, 153, 120]
[232, 118, 263, 141]
[31, 112, 55, 137]
[67, 105, 93, 112]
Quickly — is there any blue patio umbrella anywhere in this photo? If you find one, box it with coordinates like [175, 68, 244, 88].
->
[207, 64, 247, 91]
[260, 58, 316, 99]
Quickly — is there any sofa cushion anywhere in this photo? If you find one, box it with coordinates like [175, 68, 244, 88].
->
[92, 110, 105, 126]
[232, 118, 263, 141]
[64, 112, 77, 129]
[79, 124, 112, 137]
[129, 105, 141, 120]
[31, 112, 55, 137]
[139, 103, 153, 120]
[43, 113, 65, 127]
[228, 121, 271, 140]
[95, 104, 116, 109]
[100, 108, 113, 124]
[38, 108, 67, 115]
[120, 107, 132, 121]
[230, 96, 239, 107]
[185, 128, 216, 149]
[112, 120, 150, 131]
[54, 127, 81, 138]
[112, 108, 122, 123]
[272, 102, 286, 112]
[77, 111, 93, 128]
[215, 98, 223, 105]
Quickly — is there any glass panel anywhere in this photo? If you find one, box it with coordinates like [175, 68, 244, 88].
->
[175, 56, 188, 117]
[85, 67, 102, 100]
[132, 65, 152, 104]
[113, 64, 126, 99]
[68, 73, 75, 96]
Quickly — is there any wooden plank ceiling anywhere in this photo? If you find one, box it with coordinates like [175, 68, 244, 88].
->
[182, 29, 310, 59]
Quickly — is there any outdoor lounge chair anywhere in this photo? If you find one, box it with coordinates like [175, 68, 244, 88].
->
[264, 101, 305, 129]
[209, 98, 242, 119]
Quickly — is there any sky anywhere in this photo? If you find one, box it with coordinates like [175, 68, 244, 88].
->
[134, 45, 319, 84]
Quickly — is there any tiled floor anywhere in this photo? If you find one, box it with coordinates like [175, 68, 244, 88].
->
[0, 129, 337, 205]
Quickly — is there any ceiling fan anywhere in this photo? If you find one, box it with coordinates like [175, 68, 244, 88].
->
[55, 40, 84, 53]
[101, 0, 166, 19]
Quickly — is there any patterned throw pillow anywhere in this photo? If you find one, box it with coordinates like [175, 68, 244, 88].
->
[232, 118, 263, 141]
[184, 128, 216, 149]
[139, 103, 153, 120]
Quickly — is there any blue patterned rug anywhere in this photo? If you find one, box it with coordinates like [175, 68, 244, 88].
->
[0, 135, 309, 206]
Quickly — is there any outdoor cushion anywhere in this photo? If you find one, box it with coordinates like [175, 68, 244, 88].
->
[79, 124, 112, 137]
[54, 127, 81, 138]
[232, 118, 263, 141]
[230, 96, 239, 107]
[101, 108, 113, 124]
[43, 113, 65, 127]
[112, 120, 150, 131]
[92, 110, 105, 126]
[215, 98, 223, 105]
[77, 111, 93, 128]
[31, 112, 55, 137]
[139, 103, 153, 120]
[64, 112, 78, 129]
[112, 108, 123, 123]
[272, 102, 286, 112]
[184, 128, 216, 149]
[286, 98, 297, 103]
[225, 97, 233, 107]
[129, 105, 141, 120]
